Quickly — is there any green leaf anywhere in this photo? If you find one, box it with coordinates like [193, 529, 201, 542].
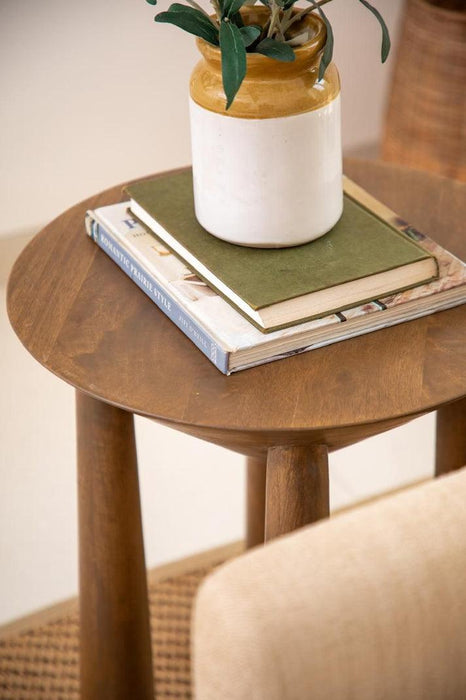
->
[155, 4, 219, 45]
[219, 20, 247, 109]
[230, 11, 244, 27]
[255, 38, 295, 62]
[306, 0, 333, 80]
[357, 0, 391, 63]
[239, 24, 261, 47]
[146, 0, 157, 5]
[221, 0, 245, 18]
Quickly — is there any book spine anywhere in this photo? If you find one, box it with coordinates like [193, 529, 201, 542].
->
[86, 214, 230, 375]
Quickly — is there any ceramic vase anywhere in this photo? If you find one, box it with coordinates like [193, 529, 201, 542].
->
[189, 8, 343, 248]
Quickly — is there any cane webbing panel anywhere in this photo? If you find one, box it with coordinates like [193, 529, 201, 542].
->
[0, 542, 242, 699]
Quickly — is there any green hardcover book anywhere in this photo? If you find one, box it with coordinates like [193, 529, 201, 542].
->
[126, 170, 439, 332]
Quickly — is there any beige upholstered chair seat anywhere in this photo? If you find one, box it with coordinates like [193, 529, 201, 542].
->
[193, 467, 466, 699]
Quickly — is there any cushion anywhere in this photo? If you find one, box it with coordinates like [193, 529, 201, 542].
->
[193, 467, 466, 699]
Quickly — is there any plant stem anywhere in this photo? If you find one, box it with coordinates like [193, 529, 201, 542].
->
[282, 5, 314, 33]
[186, 0, 220, 26]
[279, 0, 334, 41]
[209, 0, 222, 24]
[282, 6, 294, 25]
[267, 0, 281, 39]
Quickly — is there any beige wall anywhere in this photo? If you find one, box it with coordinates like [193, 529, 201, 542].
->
[1, 0, 403, 239]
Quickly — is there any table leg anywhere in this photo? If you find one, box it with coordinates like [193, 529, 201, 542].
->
[246, 456, 267, 549]
[265, 444, 329, 542]
[76, 391, 154, 700]
[435, 398, 466, 477]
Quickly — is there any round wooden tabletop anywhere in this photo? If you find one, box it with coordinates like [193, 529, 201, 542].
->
[7, 160, 466, 455]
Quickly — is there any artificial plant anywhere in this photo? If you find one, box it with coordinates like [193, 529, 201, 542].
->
[147, 0, 390, 109]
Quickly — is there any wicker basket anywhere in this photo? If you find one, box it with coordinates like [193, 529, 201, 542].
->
[382, 0, 466, 181]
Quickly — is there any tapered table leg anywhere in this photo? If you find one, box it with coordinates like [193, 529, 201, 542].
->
[76, 392, 154, 700]
[435, 398, 466, 477]
[246, 456, 267, 549]
[265, 444, 329, 542]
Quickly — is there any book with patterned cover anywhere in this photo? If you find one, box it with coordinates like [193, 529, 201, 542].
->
[85, 177, 466, 374]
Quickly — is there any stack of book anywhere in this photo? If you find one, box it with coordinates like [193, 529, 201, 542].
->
[85, 170, 466, 375]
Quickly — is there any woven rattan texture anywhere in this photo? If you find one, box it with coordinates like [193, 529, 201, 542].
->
[0, 559, 220, 699]
[382, 0, 466, 181]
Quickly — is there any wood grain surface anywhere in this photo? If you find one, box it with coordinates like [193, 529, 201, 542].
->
[76, 392, 154, 700]
[246, 457, 267, 548]
[7, 159, 466, 700]
[435, 397, 466, 477]
[265, 444, 329, 541]
[8, 161, 466, 700]
[7, 160, 466, 457]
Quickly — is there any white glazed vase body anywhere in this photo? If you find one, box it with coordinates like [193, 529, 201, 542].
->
[189, 10, 342, 248]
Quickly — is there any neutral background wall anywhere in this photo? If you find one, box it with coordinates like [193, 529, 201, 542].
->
[1, 0, 437, 627]
[1, 0, 405, 240]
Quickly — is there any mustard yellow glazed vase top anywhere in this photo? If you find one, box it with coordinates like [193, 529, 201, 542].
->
[189, 8, 343, 247]
[190, 9, 340, 119]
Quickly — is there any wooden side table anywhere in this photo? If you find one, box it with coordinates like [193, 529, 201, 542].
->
[7, 160, 466, 700]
